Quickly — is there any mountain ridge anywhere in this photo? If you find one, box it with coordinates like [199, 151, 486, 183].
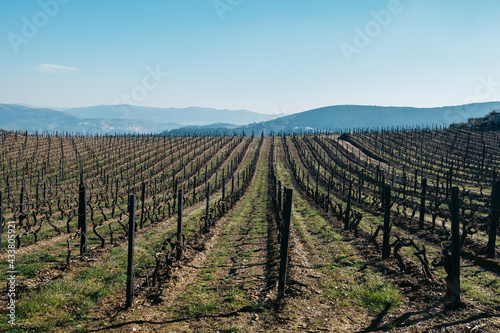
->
[227, 103, 500, 135]
[2, 102, 500, 134]
[63, 105, 284, 125]
[0, 104, 282, 133]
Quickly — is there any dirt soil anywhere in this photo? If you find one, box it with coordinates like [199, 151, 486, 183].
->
[47, 139, 500, 333]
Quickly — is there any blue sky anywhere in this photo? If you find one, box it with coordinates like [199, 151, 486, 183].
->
[1, 0, 499, 114]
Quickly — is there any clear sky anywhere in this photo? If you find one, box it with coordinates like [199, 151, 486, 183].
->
[1, 0, 499, 114]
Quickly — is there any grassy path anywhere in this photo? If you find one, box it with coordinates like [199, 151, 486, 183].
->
[276, 137, 500, 332]
[82, 139, 275, 332]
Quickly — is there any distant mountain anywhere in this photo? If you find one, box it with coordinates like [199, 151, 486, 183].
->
[16, 103, 69, 111]
[232, 103, 500, 135]
[0, 104, 177, 133]
[4, 102, 500, 135]
[63, 105, 283, 126]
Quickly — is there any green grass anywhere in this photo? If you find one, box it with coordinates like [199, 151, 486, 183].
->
[321, 273, 402, 312]
[276, 147, 403, 314]
[13, 270, 116, 331]
[174, 142, 266, 318]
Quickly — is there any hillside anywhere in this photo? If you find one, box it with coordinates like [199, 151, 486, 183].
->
[1, 130, 499, 332]
[233, 103, 500, 134]
[0, 104, 175, 133]
[63, 105, 283, 126]
[0, 104, 281, 134]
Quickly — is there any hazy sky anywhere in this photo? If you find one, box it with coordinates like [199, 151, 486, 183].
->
[1, 0, 500, 114]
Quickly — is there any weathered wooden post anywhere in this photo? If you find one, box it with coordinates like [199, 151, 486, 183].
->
[446, 166, 453, 199]
[277, 188, 293, 300]
[448, 187, 460, 309]
[315, 163, 320, 203]
[205, 183, 210, 230]
[192, 176, 196, 205]
[487, 181, 500, 258]
[177, 189, 184, 260]
[19, 186, 25, 230]
[382, 186, 391, 259]
[173, 178, 178, 211]
[140, 182, 146, 229]
[326, 177, 331, 213]
[419, 178, 427, 229]
[36, 183, 39, 210]
[79, 179, 87, 255]
[126, 194, 136, 308]
[307, 173, 310, 195]
[380, 175, 385, 204]
[277, 181, 282, 215]
[222, 170, 226, 201]
[358, 172, 363, 203]
[231, 175, 234, 195]
[344, 182, 352, 231]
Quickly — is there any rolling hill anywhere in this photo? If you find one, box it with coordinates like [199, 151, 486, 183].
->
[63, 105, 283, 126]
[231, 103, 500, 135]
[0, 104, 175, 133]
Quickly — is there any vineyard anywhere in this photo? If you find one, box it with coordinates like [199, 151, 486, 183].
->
[0, 128, 499, 332]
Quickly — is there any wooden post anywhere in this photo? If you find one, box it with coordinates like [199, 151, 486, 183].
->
[277, 188, 293, 300]
[177, 189, 184, 260]
[79, 180, 87, 255]
[205, 184, 210, 230]
[449, 187, 460, 309]
[419, 178, 427, 229]
[277, 181, 282, 215]
[140, 182, 146, 229]
[36, 183, 39, 210]
[380, 175, 385, 203]
[173, 178, 178, 211]
[222, 171, 226, 201]
[344, 182, 352, 231]
[487, 181, 500, 258]
[358, 173, 362, 203]
[307, 173, 310, 195]
[231, 174, 234, 195]
[192, 176, 196, 205]
[315, 163, 319, 203]
[126, 194, 136, 308]
[19, 186, 25, 228]
[326, 177, 331, 213]
[382, 186, 391, 259]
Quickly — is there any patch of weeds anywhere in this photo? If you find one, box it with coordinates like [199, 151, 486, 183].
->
[350, 274, 402, 312]
[182, 296, 219, 317]
[461, 274, 500, 306]
[223, 287, 249, 310]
